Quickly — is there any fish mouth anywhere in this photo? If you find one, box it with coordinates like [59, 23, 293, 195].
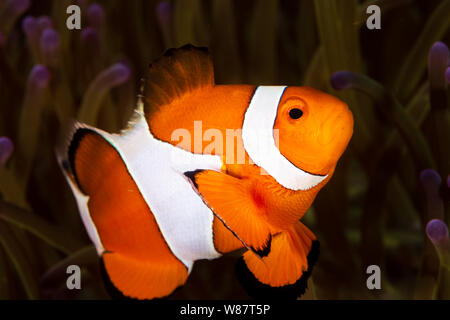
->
[298, 165, 328, 178]
[291, 157, 331, 178]
[290, 152, 333, 177]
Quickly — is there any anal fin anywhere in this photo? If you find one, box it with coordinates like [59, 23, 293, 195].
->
[236, 221, 319, 300]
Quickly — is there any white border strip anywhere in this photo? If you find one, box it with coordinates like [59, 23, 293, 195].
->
[62, 171, 105, 255]
[242, 86, 327, 191]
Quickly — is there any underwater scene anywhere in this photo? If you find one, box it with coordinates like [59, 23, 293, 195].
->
[0, 0, 449, 301]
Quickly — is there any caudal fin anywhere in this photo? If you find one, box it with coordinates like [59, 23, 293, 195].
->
[236, 221, 319, 300]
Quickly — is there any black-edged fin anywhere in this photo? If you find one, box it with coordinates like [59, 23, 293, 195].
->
[66, 127, 105, 193]
[143, 44, 214, 115]
[55, 119, 97, 188]
[236, 240, 319, 300]
[186, 169, 272, 257]
[184, 169, 205, 189]
[99, 256, 133, 300]
[99, 255, 185, 301]
[250, 234, 272, 258]
[236, 222, 320, 300]
[193, 170, 273, 257]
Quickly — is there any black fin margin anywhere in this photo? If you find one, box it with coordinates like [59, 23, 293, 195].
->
[184, 169, 204, 189]
[148, 44, 210, 69]
[66, 127, 100, 194]
[236, 240, 320, 300]
[99, 257, 133, 300]
[250, 234, 272, 258]
[163, 44, 209, 58]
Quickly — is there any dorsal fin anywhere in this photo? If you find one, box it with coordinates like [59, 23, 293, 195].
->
[143, 44, 215, 115]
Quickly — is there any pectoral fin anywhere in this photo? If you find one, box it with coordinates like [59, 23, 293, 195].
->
[192, 170, 272, 256]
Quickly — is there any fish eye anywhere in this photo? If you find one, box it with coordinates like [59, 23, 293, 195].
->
[289, 108, 303, 120]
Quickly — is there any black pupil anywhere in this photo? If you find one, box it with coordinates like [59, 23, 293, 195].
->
[289, 108, 303, 119]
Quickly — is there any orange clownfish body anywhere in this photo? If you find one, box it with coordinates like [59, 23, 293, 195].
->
[59, 45, 353, 300]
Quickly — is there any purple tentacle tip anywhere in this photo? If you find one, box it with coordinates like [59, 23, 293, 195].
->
[426, 219, 449, 245]
[29, 64, 51, 88]
[0, 137, 14, 167]
[157, 1, 172, 23]
[109, 63, 131, 85]
[420, 168, 442, 189]
[37, 16, 53, 30]
[430, 42, 449, 61]
[330, 71, 355, 90]
[87, 3, 105, 27]
[22, 15, 37, 34]
[446, 67, 450, 84]
[429, 42, 449, 80]
[40, 28, 60, 52]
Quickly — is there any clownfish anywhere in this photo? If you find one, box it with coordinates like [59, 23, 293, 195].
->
[58, 45, 353, 300]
